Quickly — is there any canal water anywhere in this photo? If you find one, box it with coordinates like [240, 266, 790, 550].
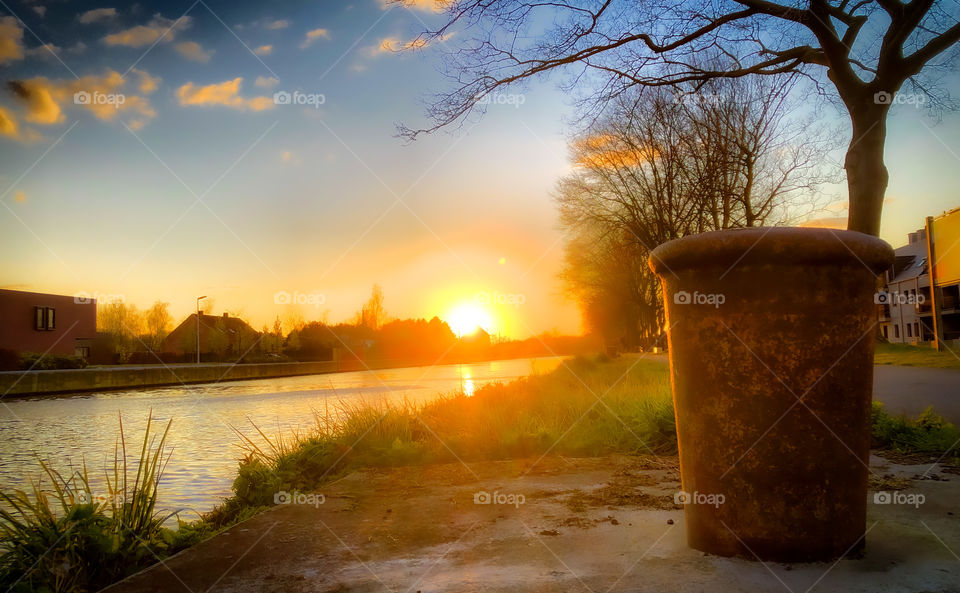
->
[0, 357, 564, 519]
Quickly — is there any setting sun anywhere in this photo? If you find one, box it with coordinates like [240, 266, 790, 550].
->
[445, 303, 495, 337]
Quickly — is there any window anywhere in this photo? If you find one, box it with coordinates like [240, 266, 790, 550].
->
[34, 306, 56, 331]
[74, 346, 90, 359]
[882, 326, 888, 339]
[915, 322, 920, 339]
[907, 324, 912, 337]
[894, 325, 900, 339]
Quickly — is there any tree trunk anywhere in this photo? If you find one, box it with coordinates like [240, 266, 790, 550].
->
[845, 106, 889, 237]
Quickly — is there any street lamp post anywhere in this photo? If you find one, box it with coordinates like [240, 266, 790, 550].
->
[196, 295, 207, 364]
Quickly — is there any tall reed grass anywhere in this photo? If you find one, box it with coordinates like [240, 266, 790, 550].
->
[0, 414, 180, 593]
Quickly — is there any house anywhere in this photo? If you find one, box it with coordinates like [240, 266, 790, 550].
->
[162, 312, 260, 358]
[0, 289, 97, 358]
[878, 208, 960, 345]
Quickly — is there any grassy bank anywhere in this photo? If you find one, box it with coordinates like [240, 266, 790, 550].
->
[872, 402, 960, 461]
[222, 354, 677, 516]
[2, 354, 958, 591]
[874, 342, 960, 370]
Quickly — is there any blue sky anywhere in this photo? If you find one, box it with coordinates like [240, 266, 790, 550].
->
[1, 0, 958, 336]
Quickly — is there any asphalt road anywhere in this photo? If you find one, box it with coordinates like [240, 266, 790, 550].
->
[873, 365, 960, 424]
[638, 354, 960, 424]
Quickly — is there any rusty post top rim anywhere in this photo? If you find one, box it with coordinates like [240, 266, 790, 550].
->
[648, 227, 895, 276]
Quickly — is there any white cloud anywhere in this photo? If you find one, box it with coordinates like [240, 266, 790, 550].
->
[175, 40, 213, 62]
[25, 42, 61, 59]
[0, 16, 25, 64]
[254, 76, 279, 89]
[79, 7, 118, 24]
[379, 0, 447, 12]
[176, 77, 275, 111]
[103, 14, 192, 47]
[6, 70, 158, 129]
[132, 68, 160, 94]
[253, 44, 272, 56]
[299, 27, 329, 49]
[264, 19, 290, 30]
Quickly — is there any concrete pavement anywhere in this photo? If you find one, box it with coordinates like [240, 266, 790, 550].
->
[106, 455, 960, 593]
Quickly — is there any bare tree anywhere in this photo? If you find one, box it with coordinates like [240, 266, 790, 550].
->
[558, 74, 831, 344]
[397, 0, 960, 236]
[563, 223, 661, 346]
[96, 300, 142, 361]
[143, 300, 172, 352]
[559, 76, 830, 242]
[361, 284, 386, 330]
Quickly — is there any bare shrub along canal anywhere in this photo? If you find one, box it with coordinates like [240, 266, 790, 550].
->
[0, 357, 564, 519]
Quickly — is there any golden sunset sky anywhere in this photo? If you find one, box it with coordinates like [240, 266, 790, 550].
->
[1, 0, 958, 336]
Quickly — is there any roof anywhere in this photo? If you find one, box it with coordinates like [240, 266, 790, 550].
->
[889, 241, 928, 284]
[173, 313, 258, 334]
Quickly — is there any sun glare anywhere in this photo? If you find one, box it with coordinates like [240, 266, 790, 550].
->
[446, 303, 494, 337]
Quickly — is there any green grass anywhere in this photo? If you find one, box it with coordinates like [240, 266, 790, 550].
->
[223, 354, 676, 515]
[874, 342, 960, 370]
[871, 402, 960, 461]
[223, 355, 960, 520]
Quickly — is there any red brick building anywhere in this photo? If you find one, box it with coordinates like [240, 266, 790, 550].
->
[0, 289, 97, 358]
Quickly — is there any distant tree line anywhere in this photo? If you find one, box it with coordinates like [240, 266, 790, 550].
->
[84, 285, 596, 366]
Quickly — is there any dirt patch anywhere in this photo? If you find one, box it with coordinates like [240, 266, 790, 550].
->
[873, 449, 960, 469]
[868, 473, 913, 491]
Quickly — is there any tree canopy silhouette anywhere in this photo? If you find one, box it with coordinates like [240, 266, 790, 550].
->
[398, 0, 960, 235]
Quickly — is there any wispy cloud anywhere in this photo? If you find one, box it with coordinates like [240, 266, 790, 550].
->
[253, 44, 272, 56]
[380, 0, 447, 12]
[176, 77, 274, 111]
[79, 7, 118, 24]
[25, 42, 61, 59]
[132, 68, 160, 94]
[0, 104, 42, 143]
[102, 14, 192, 48]
[377, 36, 429, 53]
[254, 76, 278, 89]
[175, 40, 213, 62]
[300, 28, 329, 49]
[237, 18, 289, 31]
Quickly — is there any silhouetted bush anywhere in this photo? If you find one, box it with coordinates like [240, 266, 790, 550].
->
[238, 353, 297, 364]
[19, 353, 87, 370]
